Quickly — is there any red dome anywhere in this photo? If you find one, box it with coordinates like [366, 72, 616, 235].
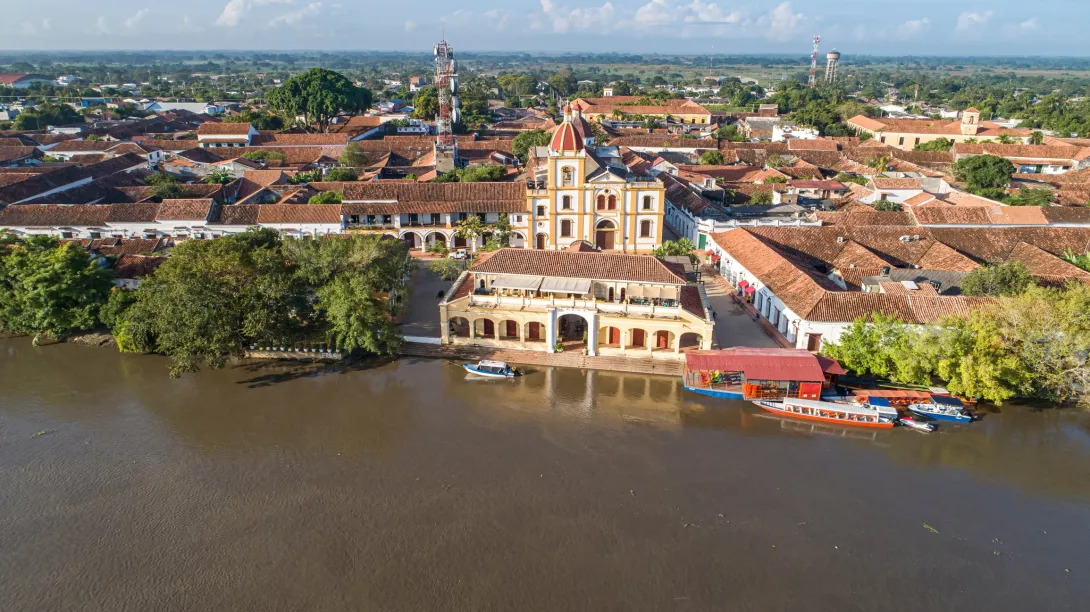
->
[549, 121, 583, 153]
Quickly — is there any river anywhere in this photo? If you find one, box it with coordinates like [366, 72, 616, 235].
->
[1, 338, 1088, 611]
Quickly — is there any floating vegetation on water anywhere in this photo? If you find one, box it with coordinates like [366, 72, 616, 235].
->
[923, 523, 939, 534]
[30, 429, 57, 438]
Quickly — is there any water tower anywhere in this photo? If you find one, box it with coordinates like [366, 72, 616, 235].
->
[825, 50, 841, 84]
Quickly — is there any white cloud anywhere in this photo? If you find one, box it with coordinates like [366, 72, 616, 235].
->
[1019, 17, 1039, 31]
[635, 0, 674, 26]
[216, 0, 293, 27]
[404, 20, 417, 33]
[538, 0, 617, 33]
[956, 11, 992, 31]
[684, 1, 741, 24]
[216, 0, 248, 27]
[93, 16, 109, 36]
[900, 17, 930, 37]
[21, 18, 51, 36]
[762, 2, 804, 42]
[269, 2, 323, 27]
[484, 9, 513, 31]
[124, 9, 150, 30]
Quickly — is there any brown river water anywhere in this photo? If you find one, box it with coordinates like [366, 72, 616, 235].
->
[1, 338, 1089, 611]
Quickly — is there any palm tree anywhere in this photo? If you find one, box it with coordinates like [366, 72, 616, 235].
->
[1029, 131, 1044, 145]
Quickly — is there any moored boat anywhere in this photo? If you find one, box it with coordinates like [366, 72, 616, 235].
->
[908, 395, 973, 423]
[898, 417, 936, 433]
[751, 398, 895, 429]
[462, 360, 519, 378]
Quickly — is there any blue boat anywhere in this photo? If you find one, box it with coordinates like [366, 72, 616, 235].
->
[462, 360, 519, 378]
[908, 395, 973, 423]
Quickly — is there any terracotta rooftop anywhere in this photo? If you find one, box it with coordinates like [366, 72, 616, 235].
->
[157, 199, 215, 221]
[112, 254, 166, 279]
[469, 248, 686, 285]
[197, 122, 252, 135]
[872, 177, 922, 190]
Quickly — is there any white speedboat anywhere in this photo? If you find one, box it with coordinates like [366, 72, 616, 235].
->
[462, 360, 519, 378]
[898, 417, 936, 433]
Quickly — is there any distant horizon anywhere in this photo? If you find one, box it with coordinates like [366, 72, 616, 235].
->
[6, 1, 1089, 57]
[3, 50, 1090, 61]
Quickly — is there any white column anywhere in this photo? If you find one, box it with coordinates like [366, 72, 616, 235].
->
[586, 313, 598, 356]
[546, 311, 557, 353]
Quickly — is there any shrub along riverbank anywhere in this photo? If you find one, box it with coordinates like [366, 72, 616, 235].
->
[820, 281, 1090, 408]
[0, 230, 410, 377]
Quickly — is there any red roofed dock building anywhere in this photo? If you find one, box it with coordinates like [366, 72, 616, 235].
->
[683, 348, 845, 400]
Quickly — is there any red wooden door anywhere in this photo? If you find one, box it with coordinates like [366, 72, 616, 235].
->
[528, 322, 540, 339]
[632, 329, 645, 347]
[609, 327, 620, 345]
[506, 321, 517, 338]
[656, 331, 669, 349]
[483, 320, 495, 337]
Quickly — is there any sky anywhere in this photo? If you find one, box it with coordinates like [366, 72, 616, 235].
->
[5, 0, 1089, 56]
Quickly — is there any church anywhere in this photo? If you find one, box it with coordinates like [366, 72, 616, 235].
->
[523, 106, 667, 253]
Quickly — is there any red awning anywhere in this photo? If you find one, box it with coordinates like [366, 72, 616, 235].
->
[685, 348, 827, 382]
[711, 254, 721, 262]
[744, 285, 756, 294]
[737, 280, 750, 288]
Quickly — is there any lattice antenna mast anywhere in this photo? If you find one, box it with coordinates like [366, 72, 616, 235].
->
[808, 35, 821, 88]
[434, 37, 459, 148]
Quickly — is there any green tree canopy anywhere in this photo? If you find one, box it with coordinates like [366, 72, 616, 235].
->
[412, 87, 439, 120]
[323, 168, 357, 182]
[267, 68, 373, 133]
[952, 154, 1015, 199]
[308, 191, 342, 204]
[512, 129, 552, 163]
[203, 168, 234, 185]
[340, 141, 367, 167]
[961, 261, 1034, 297]
[914, 137, 954, 152]
[0, 236, 112, 342]
[700, 150, 725, 165]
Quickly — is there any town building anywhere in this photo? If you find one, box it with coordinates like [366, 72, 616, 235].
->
[0, 74, 55, 89]
[847, 109, 1031, 150]
[569, 97, 713, 125]
[952, 142, 1090, 174]
[196, 122, 257, 148]
[439, 247, 714, 358]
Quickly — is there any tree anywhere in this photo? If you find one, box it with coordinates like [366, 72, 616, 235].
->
[653, 238, 698, 265]
[12, 103, 84, 130]
[485, 213, 512, 251]
[243, 150, 287, 163]
[308, 191, 342, 204]
[914, 137, 954, 152]
[933, 313, 1028, 405]
[1004, 186, 1054, 206]
[223, 109, 284, 131]
[454, 215, 488, 248]
[996, 134, 1017, 144]
[1062, 249, 1090, 272]
[762, 175, 787, 184]
[952, 154, 1015, 199]
[766, 155, 792, 168]
[428, 258, 464, 281]
[716, 124, 744, 142]
[820, 314, 909, 380]
[120, 230, 306, 377]
[700, 150, 725, 165]
[1029, 131, 1045, 145]
[324, 168, 357, 182]
[961, 261, 1034, 297]
[834, 173, 869, 186]
[873, 200, 903, 212]
[266, 68, 372, 133]
[284, 234, 409, 355]
[0, 237, 112, 343]
[203, 168, 234, 185]
[412, 87, 439, 120]
[512, 129, 552, 163]
[750, 190, 773, 205]
[547, 72, 577, 96]
[340, 141, 367, 167]
[865, 154, 892, 173]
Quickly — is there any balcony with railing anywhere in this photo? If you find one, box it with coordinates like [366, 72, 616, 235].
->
[464, 291, 692, 321]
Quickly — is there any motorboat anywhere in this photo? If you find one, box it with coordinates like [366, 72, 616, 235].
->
[752, 397, 895, 429]
[908, 395, 973, 423]
[898, 417, 936, 433]
[462, 360, 519, 378]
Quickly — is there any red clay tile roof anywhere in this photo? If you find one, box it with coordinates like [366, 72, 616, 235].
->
[112, 254, 166, 279]
[469, 248, 686, 284]
[680, 285, 707, 320]
[106, 203, 161, 223]
[197, 122, 252, 135]
[251, 133, 348, 146]
[157, 199, 214, 221]
[1005, 241, 1090, 283]
[788, 139, 839, 151]
[0, 204, 112, 227]
[872, 177, 922, 190]
[914, 242, 980, 272]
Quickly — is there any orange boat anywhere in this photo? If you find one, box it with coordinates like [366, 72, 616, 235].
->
[752, 398, 896, 429]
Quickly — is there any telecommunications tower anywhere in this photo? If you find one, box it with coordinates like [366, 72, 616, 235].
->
[434, 36, 460, 172]
[808, 35, 821, 88]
